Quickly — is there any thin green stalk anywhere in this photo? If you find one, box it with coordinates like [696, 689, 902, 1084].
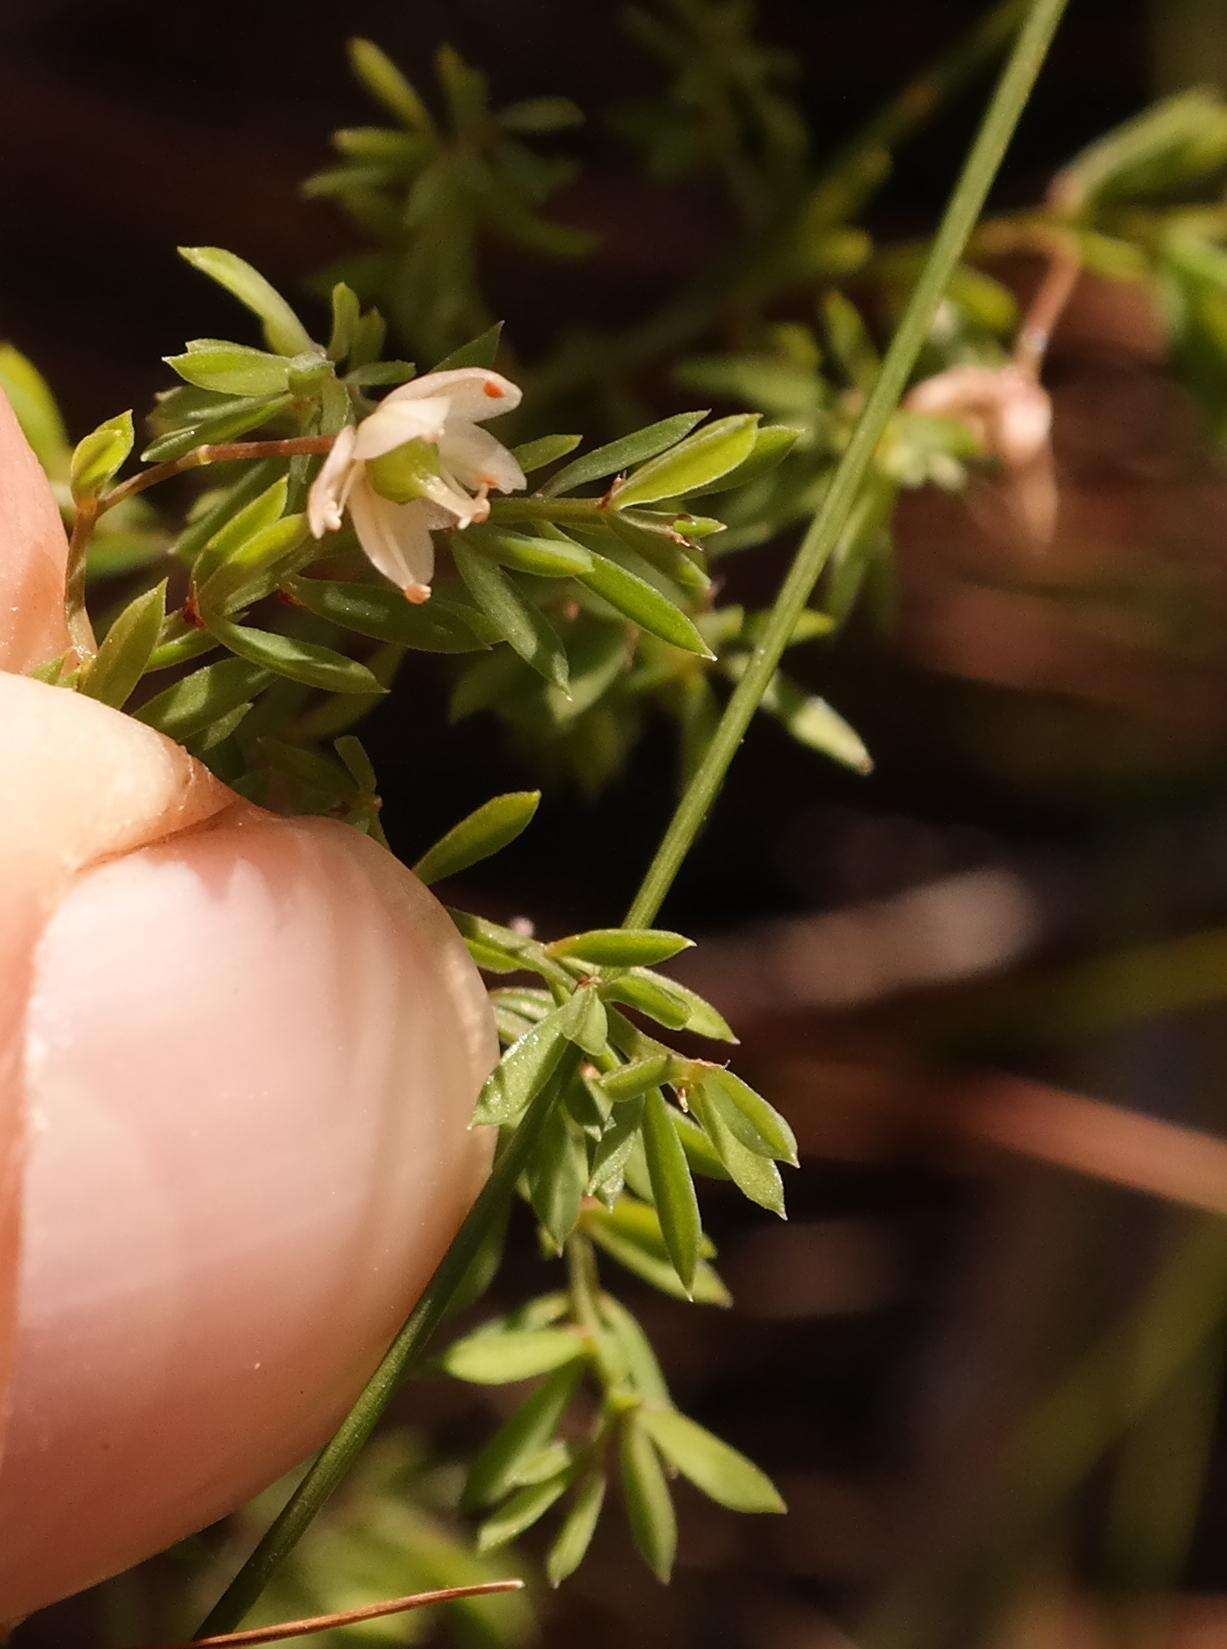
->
[195, 1068, 571, 1636]
[567, 1231, 623, 1390]
[198, 3, 1066, 1628]
[625, 0, 1069, 931]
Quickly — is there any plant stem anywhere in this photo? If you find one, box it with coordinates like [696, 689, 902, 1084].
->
[490, 496, 604, 525]
[196, 2, 1067, 1627]
[64, 502, 98, 661]
[176, 1583, 522, 1649]
[567, 1230, 623, 1390]
[100, 438, 334, 516]
[194, 1067, 570, 1638]
[64, 440, 335, 645]
[625, 0, 1069, 932]
[1012, 181, 1082, 374]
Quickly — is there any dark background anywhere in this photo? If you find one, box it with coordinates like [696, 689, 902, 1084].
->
[11, 4, 1227, 1648]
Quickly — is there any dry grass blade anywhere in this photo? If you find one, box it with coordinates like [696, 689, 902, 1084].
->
[141, 1582, 523, 1649]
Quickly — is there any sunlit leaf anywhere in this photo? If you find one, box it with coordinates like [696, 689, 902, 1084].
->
[724, 656, 872, 773]
[208, 614, 384, 694]
[71, 410, 134, 503]
[414, 791, 540, 885]
[448, 908, 558, 980]
[579, 552, 711, 656]
[620, 1416, 676, 1582]
[670, 1108, 729, 1180]
[548, 929, 692, 968]
[454, 541, 570, 689]
[600, 1054, 672, 1103]
[0, 344, 68, 472]
[198, 514, 310, 614]
[694, 423, 801, 496]
[642, 1090, 700, 1293]
[477, 1470, 574, 1554]
[694, 1087, 786, 1217]
[546, 1470, 606, 1587]
[467, 526, 593, 578]
[141, 391, 294, 463]
[434, 321, 505, 371]
[611, 414, 759, 507]
[136, 657, 271, 741]
[699, 1067, 798, 1164]
[78, 581, 166, 709]
[599, 1295, 670, 1402]
[472, 1003, 572, 1125]
[601, 971, 692, 1031]
[194, 475, 290, 588]
[559, 985, 609, 1059]
[512, 433, 582, 474]
[640, 1409, 785, 1513]
[286, 577, 494, 652]
[463, 1361, 585, 1512]
[442, 1325, 584, 1385]
[165, 344, 290, 399]
[540, 411, 708, 497]
[587, 1097, 644, 1201]
[179, 247, 316, 356]
[584, 1200, 729, 1305]
[527, 1107, 588, 1250]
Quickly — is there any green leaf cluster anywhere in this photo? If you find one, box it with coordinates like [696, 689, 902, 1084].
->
[306, 39, 593, 363]
[443, 1271, 784, 1585]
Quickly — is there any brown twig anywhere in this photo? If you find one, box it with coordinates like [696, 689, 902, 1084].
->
[1012, 231, 1081, 375]
[62, 435, 336, 657]
[138, 1582, 523, 1649]
[98, 437, 335, 517]
[1012, 169, 1084, 376]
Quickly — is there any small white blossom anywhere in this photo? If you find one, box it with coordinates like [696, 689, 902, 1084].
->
[308, 367, 526, 602]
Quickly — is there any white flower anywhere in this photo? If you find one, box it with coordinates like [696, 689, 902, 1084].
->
[308, 368, 526, 602]
[907, 363, 1057, 544]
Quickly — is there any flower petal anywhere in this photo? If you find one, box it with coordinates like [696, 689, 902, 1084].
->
[385, 369, 521, 424]
[439, 421, 527, 495]
[354, 396, 451, 461]
[348, 480, 437, 598]
[307, 425, 358, 539]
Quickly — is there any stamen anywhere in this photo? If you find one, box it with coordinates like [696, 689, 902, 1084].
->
[483, 380, 505, 399]
[403, 583, 432, 605]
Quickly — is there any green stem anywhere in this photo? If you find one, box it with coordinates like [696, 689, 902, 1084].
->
[195, 1070, 568, 1637]
[197, 2, 1067, 1628]
[64, 502, 98, 661]
[489, 496, 605, 526]
[567, 1231, 623, 1390]
[625, 0, 1069, 931]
